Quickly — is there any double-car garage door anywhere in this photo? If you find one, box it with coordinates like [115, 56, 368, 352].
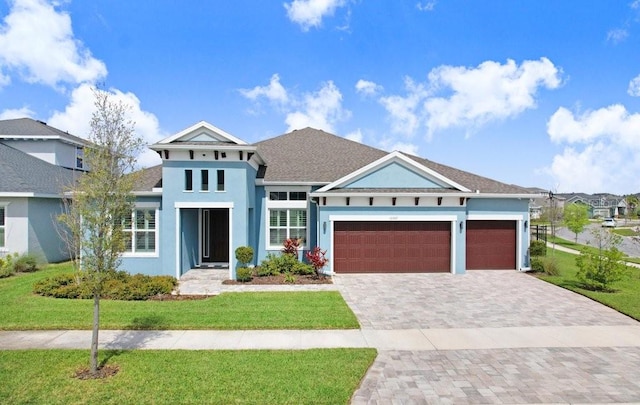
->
[332, 220, 516, 273]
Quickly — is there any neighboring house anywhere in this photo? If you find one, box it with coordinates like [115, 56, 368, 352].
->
[561, 193, 627, 218]
[121, 121, 535, 279]
[526, 188, 566, 220]
[0, 118, 87, 262]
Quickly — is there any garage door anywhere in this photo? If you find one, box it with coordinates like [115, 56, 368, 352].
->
[466, 220, 516, 270]
[333, 221, 451, 273]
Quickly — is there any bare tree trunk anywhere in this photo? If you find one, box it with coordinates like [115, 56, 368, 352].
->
[90, 292, 100, 374]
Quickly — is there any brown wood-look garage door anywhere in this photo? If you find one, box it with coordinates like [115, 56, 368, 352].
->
[466, 220, 516, 270]
[333, 221, 451, 273]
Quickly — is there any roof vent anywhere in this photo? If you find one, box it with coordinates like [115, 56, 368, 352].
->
[36, 120, 47, 125]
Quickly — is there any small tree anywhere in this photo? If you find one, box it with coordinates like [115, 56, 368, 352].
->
[563, 203, 590, 242]
[576, 227, 628, 292]
[58, 88, 144, 376]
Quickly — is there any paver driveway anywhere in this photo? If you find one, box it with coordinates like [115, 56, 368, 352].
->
[336, 271, 640, 404]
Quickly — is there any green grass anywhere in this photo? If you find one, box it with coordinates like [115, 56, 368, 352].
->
[547, 234, 640, 264]
[0, 348, 377, 404]
[539, 249, 640, 321]
[612, 228, 640, 237]
[0, 263, 359, 330]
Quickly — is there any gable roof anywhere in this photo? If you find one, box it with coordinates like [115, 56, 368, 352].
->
[0, 142, 80, 195]
[134, 165, 163, 192]
[256, 127, 530, 195]
[315, 151, 471, 193]
[0, 118, 90, 147]
[155, 121, 248, 145]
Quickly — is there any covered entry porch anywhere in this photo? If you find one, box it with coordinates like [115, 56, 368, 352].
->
[174, 202, 233, 279]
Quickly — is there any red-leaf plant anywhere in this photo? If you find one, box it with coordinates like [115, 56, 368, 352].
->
[305, 247, 329, 277]
[282, 238, 301, 256]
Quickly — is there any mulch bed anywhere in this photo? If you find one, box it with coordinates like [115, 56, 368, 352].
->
[223, 274, 332, 285]
[74, 365, 120, 380]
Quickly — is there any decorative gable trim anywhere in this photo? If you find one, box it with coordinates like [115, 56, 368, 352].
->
[315, 151, 471, 193]
[156, 121, 248, 145]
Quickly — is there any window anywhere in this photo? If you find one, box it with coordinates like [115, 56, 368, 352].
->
[269, 191, 307, 201]
[217, 170, 225, 191]
[75, 147, 84, 169]
[0, 206, 5, 248]
[122, 209, 157, 255]
[201, 170, 209, 191]
[269, 209, 306, 246]
[185, 170, 193, 191]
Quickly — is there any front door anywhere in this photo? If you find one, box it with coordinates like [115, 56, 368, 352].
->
[201, 208, 229, 265]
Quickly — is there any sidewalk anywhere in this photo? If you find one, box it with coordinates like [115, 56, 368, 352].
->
[2, 325, 640, 351]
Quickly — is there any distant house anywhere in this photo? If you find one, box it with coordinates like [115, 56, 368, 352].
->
[0, 118, 88, 262]
[120, 121, 536, 279]
[560, 193, 627, 218]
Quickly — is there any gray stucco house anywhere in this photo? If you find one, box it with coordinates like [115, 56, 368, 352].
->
[121, 121, 535, 279]
[0, 118, 87, 262]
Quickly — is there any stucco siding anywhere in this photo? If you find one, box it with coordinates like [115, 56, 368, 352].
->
[345, 162, 443, 189]
[0, 198, 28, 256]
[27, 198, 69, 263]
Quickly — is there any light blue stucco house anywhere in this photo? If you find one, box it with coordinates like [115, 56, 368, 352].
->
[0, 118, 88, 262]
[122, 121, 534, 279]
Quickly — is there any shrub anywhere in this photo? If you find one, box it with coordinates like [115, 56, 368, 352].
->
[292, 261, 314, 275]
[33, 271, 177, 300]
[529, 240, 546, 257]
[305, 247, 329, 276]
[258, 253, 300, 275]
[0, 253, 17, 278]
[236, 267, 253, 282]
[541, 256, 559, 276]
[258, 253, 280, 276]
[13, 254, 39, 273]
[530, 257, 544, 272]
[235, 246, 254, 266]
[284, 273, 296, 283]
[281, 238, 301, 257]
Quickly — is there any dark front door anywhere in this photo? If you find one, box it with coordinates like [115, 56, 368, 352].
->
[201, 208, 229, 264]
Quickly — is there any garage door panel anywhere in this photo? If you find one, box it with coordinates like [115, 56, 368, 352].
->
[334, 221, 451, 273]
[466, 220, 516, 270]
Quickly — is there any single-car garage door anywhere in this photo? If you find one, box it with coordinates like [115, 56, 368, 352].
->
[333, 221, 451, 273]
[466, 220, 516, 270]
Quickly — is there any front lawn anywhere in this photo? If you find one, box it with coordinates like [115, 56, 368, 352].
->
[0, 348, 376, 404]
[539, 249, 640, 321]
[0, 263, 359, 330]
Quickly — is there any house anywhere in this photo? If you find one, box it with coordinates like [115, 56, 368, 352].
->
[560, 193, 627, 218]
[121, 121, 534, 279]
[0, 118, 88, 262]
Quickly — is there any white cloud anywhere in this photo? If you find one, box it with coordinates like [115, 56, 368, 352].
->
[48, 83, 164, 167]
[344, 128, 362, 143]
[239, 73, 289, 105]
[416, 1, 436, 12]
[284, 0, 347, 31]
[0, 106, 35, 119]
[379, 58, 561, 139]
[545, 104, 640, 194]
[241, 75, 349, 133]
[607, 28, 628, 44]
[355, 79, 383, 96]
[379, 77, 426, 136]
[628, 74, 640, 96]
[391, 142, 419, 155]
[285, 80, 348, 132]
[0, 0, 107, 89]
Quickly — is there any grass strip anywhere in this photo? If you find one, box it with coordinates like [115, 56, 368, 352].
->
[0, 263, 359, 330]
[0, 348, 377, 404]
[539, 249, 640, 321]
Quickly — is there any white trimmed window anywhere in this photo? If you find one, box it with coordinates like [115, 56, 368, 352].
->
[122, 207, 158, 256]
[0, 206, 5, 249]
[266, 189, 308, 249]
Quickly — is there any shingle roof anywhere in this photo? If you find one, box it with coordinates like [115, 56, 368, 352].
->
[132, 126, 533, 195]
[134, 165, 163, 191]
[0, 117, 90, 146]
[255, 127, 531, 194]
[254, 127, 387, 183]
[0, 142, 80, 194]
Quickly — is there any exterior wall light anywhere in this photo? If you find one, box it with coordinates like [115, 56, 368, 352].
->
[459, 220, 464, 233]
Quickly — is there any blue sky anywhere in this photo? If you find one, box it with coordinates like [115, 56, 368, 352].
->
[1, 0, 640, 194]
